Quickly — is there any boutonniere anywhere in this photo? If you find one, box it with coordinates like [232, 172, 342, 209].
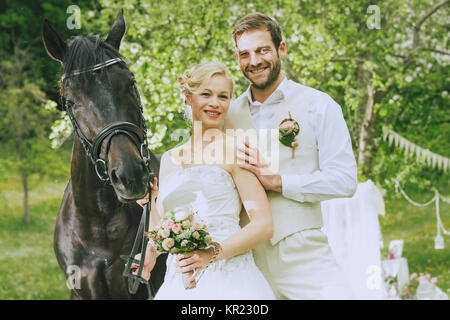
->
[279, 112, 300, 159]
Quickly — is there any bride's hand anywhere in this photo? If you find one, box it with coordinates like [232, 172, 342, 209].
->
[176, 247, 214, 281]
[150, 177, 158, 204]
[129, 245, 158, 281]
[136, 177, 158, 208]
[136, 193, 149, 208]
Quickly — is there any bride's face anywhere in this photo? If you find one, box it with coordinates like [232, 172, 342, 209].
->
[186, 74, 232, 130]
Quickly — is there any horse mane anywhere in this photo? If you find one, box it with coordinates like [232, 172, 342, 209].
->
[61, 34, 125, 89]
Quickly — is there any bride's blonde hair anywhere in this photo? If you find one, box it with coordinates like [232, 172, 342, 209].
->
[178, 61, 233, 122]
[178, 61, 234, 99]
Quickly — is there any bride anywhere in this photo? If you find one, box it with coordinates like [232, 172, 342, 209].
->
[134, 61, 276, 300]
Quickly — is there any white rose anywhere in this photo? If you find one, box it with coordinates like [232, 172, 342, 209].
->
[179, 229, 192, 240]
[173, 207, 191, 222]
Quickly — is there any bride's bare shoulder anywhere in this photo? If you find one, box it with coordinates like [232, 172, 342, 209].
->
[159, 146, 186, 180]
[221, 133, 250, 176]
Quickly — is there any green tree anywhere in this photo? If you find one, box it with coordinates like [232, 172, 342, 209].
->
[0, 0, 99, 100]
[0, 43, 67, 223]
[45, 0, 448, 191]
[0, 0, 98, 223]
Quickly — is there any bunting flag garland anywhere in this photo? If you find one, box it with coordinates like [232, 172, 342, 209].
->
[383, 126, 450, 173]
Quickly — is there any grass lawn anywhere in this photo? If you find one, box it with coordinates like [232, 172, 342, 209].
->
[380, 189, 450, 295]
[0, 174, 69, 300]
[0, 173, 448, 299]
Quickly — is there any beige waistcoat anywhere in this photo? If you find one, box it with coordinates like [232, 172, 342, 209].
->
[224, 85, 323, 245]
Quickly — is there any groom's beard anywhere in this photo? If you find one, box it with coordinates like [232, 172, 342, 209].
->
[243, 57, 282, 90]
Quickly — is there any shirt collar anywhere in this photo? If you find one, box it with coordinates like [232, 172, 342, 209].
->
[245, 76, 289, 106]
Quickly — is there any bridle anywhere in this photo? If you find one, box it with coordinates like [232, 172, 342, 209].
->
[61, 57, 152, 184]
[61, 57, 155, 298]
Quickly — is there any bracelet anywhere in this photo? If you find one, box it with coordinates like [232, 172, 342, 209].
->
[207, 241, 222, 268]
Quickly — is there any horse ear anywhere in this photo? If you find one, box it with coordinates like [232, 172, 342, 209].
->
[42, 19, 66, 63]
[105, 9, 125, 51]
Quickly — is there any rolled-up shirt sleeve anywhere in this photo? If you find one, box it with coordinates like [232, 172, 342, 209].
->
[281, 98, 357, 203]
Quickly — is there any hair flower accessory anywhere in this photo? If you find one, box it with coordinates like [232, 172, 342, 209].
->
[178, 70, 191, 84]
[279, 112, 300, 159]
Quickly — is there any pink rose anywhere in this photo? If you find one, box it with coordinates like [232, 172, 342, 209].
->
[280, 120, 294, 130]
[158, 228, 170, 239]
[389, 252, 395, 260]
[177, 76, 183, 83]
[431, 277, 438, 284]
[410, 273, 418, 280]
[193, 222, 203, 231]
[172, 223, 182, 234]
[162, 219, 174, 230]
[182, 220, 191, 229]
[162, 238, 175, 251]
[192, 231, 200, 240]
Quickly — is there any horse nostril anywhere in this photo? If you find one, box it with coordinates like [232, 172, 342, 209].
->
[111, 169, 119, 185]
[110, 159, 149, 196]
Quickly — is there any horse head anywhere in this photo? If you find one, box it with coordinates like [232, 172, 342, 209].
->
[42, 10, 151, 203]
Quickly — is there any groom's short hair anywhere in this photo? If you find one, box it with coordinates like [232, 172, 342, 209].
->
[232, 12, 283, 50]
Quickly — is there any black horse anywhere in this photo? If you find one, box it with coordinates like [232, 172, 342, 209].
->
[42, 10, 166, 299]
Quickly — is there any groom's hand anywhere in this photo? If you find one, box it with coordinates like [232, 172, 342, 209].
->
[236, 141, 282, 193]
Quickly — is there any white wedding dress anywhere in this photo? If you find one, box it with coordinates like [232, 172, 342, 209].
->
[153, 165, 276, 300]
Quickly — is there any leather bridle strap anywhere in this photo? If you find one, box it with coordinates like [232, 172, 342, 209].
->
[61, 56, 150, 184]
[61, 58, 124, 81]
[93, 122, 144, 182]
[92, 122, 144, 157]
[63, 99, 146, 183]
[120, 201, 152, 297]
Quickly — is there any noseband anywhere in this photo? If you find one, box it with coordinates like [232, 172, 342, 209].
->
[61, 58, 152, 184]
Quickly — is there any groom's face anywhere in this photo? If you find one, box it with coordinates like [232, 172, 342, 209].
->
[235, 29, 286, 90]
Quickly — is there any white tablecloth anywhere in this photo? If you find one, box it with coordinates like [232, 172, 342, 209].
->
[382, 258, 409, 291]
[322, 180, 386, 299]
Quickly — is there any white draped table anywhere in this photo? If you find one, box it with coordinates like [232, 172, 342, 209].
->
[322, 179, 386, 299]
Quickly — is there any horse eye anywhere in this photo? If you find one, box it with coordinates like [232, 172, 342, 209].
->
[72, 102, 82, 109]
[65, 101, 80, 111]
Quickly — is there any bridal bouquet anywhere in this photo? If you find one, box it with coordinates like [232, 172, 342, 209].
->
[145, 207, 212, 289]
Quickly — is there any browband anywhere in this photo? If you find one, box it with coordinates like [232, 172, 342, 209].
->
[61, 57, 124, 81]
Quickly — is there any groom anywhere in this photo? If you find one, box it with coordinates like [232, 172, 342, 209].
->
[224, 13, 357, 299]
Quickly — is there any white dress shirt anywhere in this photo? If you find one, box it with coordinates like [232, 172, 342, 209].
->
[244, 77, 357, 203]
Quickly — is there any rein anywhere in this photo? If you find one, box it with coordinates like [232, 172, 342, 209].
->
[62, 57, 154, 298]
